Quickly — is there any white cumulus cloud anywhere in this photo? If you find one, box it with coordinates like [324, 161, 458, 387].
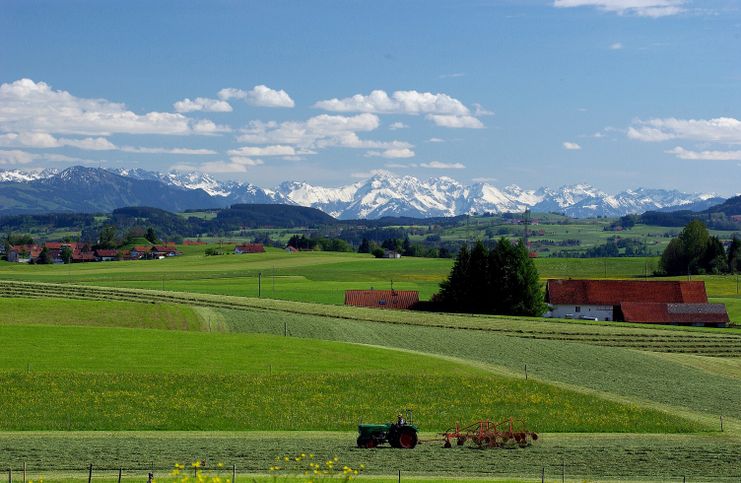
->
[315, 89, 471, 116]
[366, 148, 415, 159]
[173, 97, 232, 113]
[0, 132, 117, 151]
[563, 141, 582, 150]
[218, 85, 295, 108]
[553, 0, 686, 17]
[610, 42, 624, 50]
[0, 78, 229, 136]
[237, 113, 412, 152]
[628, 117, 741, 143]
[419, 161, 465, 169]
[427, 114, 484, 129]
[666, 146, 741, 161]
[120, 146, 217, 155]
[389, 122, 409, 130]
[227, 145, 297, 157]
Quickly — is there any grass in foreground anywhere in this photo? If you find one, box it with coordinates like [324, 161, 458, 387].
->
[2, 432, 739, 481]
[0, 324, 702, 433]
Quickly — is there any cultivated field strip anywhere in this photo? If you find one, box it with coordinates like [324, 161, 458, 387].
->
[2, 280, 740, 356]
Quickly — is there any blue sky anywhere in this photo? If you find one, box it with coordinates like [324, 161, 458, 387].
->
[1, 0, 740, 195]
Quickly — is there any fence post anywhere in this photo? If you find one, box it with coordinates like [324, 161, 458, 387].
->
[232, 464, 236, 483]
[22, 463, 25, 483]
[87, 464, 92, 483]
[117, 468, 122, 483]
[7, 468, 11, 483]
[541, 466, 544, 483]
[561, 459, 565, 483]
[398, 469, 401, 482]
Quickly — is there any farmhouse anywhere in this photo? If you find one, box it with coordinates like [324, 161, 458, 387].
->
[383, 250, 401, 259]
[234, 243, 265, 254]
[545, 279, 729, 327]
[344, 289, 419, 310]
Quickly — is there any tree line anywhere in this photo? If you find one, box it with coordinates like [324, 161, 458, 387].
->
[431, 238, 545, 316]
[659, 220, 740, 275]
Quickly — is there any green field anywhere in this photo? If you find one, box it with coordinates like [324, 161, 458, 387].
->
[1, 249, 740, 481]
[0, 249, 739, 322]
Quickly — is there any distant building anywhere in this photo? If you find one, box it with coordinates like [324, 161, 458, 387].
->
[285, 246, 299, 254]
[94, 249, 119, 261]
[344, 289, 419, 310]
[234, 243, 265, 254]
[545, 279, 729, 327]
[383, 250, 401, 259]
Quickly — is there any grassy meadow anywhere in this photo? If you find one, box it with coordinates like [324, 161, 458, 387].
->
[0, 247, 739, 321]
[1, 244, 740, 480]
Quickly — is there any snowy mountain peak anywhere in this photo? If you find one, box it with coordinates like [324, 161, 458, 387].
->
[0, 166, 724, 219]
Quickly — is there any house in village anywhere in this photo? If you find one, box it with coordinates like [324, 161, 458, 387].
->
[285, 246, 299, 254]
[545, 279, 729, 327]
[94, 249, 119, 261]
[234, 243, 265, 254]
[344, 289, 419, 310]
[383, 250, 401, 259]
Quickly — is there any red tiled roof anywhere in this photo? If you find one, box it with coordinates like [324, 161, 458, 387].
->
[133, 245, 152, 252]
[72, 250, 96, 261]
[344, 290, 419, 310]
[44, 242, 63, 249]
[153, 245, 175, 252]
[95, 249, 118, 257]
[546, 279, 708, 305]
[235, 243, 265, 253]
[619, 302, 729, 325]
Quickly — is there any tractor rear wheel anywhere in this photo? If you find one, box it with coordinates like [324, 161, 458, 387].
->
[397, 428, 418, 449]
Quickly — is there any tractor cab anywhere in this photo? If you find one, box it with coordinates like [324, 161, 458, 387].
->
[356, 410, 418, 449]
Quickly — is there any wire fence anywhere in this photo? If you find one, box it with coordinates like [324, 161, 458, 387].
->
[4, 463, 741, 483]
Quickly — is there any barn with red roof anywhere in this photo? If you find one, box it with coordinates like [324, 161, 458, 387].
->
[344, 290, 419, 310]
[545, 279, 729, 327]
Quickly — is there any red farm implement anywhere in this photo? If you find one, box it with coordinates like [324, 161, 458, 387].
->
[441, 418, 538, 449]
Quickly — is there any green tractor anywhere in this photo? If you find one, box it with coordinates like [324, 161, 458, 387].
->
[356, 410, 419, 449]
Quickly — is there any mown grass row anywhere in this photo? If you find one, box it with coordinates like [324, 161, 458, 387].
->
[3, 432, 740, 481]
[2, 280, 739, 357]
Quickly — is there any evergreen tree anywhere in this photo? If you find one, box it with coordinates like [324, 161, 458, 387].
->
[435, 239, 545, 316]
[728, 236, 741, 273]
[701, 236, 727, 274]
[488, 238, 545, 316]
[358, 238, 371, 253]
[436, 244, 470, 309]
[145, 227, 158, 244]
[37, 247, 52, 264]
[97, 225, 117, 249]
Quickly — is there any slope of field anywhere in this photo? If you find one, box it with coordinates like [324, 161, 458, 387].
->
[0, 321, 699, 433]
[0, 298, 201, 330]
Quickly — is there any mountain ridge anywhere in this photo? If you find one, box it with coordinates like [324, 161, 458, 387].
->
[0, 166, 725, 219]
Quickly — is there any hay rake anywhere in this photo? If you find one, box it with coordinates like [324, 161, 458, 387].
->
[441, 417, 538, 449]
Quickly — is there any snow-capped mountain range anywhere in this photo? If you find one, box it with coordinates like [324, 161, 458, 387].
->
[0, 166, 723, 219]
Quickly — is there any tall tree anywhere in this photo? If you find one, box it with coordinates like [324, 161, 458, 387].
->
[436, 244, 471, 309]
[702, 236, 727, 274]
[435, 239, 545, 316]
[145, 227, 158, 244]
[728, 236, 741, 273]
